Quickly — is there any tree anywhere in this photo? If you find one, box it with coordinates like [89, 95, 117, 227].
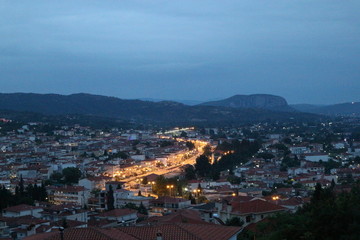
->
[62, 167, 82, 185]
[138, 202, 148, 215]
[107, 185, 114, 210]
[227, 175, 241, 184]
[195, 155, 211, 178]
[186, 141, 195, 151]
[180, 131, 187, 138]
[184, 165, 196, 180]
[203, 145, 212, 157]
[40, 182, 48, 201]
[142, 177, 148, 185]
[19, 175, 25, 196]
[62, 218, 69, 229]
[152, 175, 168, 196]
[0, 185, 12, 211]
[187, 192, 196, 204]
[257, 152, 275, 160]
[50, 172, 63, 184]
[225, 217, 244, 227]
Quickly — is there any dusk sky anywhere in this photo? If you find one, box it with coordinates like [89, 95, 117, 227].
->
[1, 1, 359, 104]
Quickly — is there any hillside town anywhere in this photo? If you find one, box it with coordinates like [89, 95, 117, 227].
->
[1, 118, 360, 239]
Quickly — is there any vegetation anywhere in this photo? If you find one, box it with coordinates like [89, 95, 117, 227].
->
[152, 176, 186, 197]
[241, 183, 360, 240]
[0, 178, 47, 211]
[122, 202, 148, 215]
[215, 140, 260, 172]
[280, 155, 300, 171]
[186, 141, 195, 151]
[107, 185, 114, 210]
[62, 167, 82, 185]
[194, 155, 212, 178]
[48, 167, 82, 185]
[225, 217, 244, 227]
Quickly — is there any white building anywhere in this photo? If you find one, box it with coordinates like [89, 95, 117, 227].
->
[113, 189, 152, 208]
[304, 153, 330, 162]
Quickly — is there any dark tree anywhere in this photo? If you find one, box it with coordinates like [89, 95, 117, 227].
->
[184, 165, 196, 180]
[225, 217, 244, 227]
[107, 185, 114, 210]
[186, 141, 195, 151]
[19, 175, 25, 196]
[138, 202, 148, 215]
[142, 177, 148, 185]
[50, 172, 63, 184]
[62, 167, 82, 185]
[202, 145, 212, 157]
[195, 155, 211, 178]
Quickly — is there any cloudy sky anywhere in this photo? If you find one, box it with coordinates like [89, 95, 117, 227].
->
[1, 1, 359, 104]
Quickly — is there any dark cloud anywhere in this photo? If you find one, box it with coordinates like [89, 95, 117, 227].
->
[1, 0, 359, 104]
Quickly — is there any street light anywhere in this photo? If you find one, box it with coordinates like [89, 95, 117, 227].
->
[166, 185, 174, 196]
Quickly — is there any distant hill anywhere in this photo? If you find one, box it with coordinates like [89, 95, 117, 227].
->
[0, 93, 321, 125]
[200, 94, 294, 112]
[290, 104, 326, 112]
[138, 98, 203, 106]
[292, 102, 360, 117]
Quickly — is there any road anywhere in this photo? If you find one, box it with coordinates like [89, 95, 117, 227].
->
[121, 140, 209, 188]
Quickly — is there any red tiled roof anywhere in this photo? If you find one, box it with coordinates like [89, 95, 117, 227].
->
[54, 186, 85, 192]
[279, 197, 304, 207]
[24, 223, 240, 240]
[3, 204, 43, 213]
[24, 227, 137, 240]
[141, 209, 208, 225]
[118, 223, 241, 240]
[230, 199, 286, 215]
[97, 208, 137, 217]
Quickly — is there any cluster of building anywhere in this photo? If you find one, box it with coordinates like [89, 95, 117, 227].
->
[0, 120, 360, 239]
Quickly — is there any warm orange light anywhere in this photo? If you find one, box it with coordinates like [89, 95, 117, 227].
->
[272, 196, 279, 200]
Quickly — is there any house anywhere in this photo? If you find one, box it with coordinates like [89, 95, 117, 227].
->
[105, 181, 126, 191]
[150, 196, 191, 214]
[216, 198, 286, 227]
[303, 153, 330, 162]
[289, 145, 309, 155]
[0, 216, 50, 239]
[2, 204, 43, 218]
[278, 197, 304, 213]
[48, 186, 90, 207]
[114, 189, 153, 208]
[95, 208, 138, 227]
[139, 209, 207, 225]
[78, 176, 112, 191]
[39, 204, 88, 223]
[191, 202, 219, 224]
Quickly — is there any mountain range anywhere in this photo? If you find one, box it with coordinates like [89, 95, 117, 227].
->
[200, 94, 294, 112]
[291, 102, 360, 117]
[0, 93, 321, 125]
[140, 94, 360, 117]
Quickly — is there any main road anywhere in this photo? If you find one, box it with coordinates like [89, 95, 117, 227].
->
[121, 139, 209, 187]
